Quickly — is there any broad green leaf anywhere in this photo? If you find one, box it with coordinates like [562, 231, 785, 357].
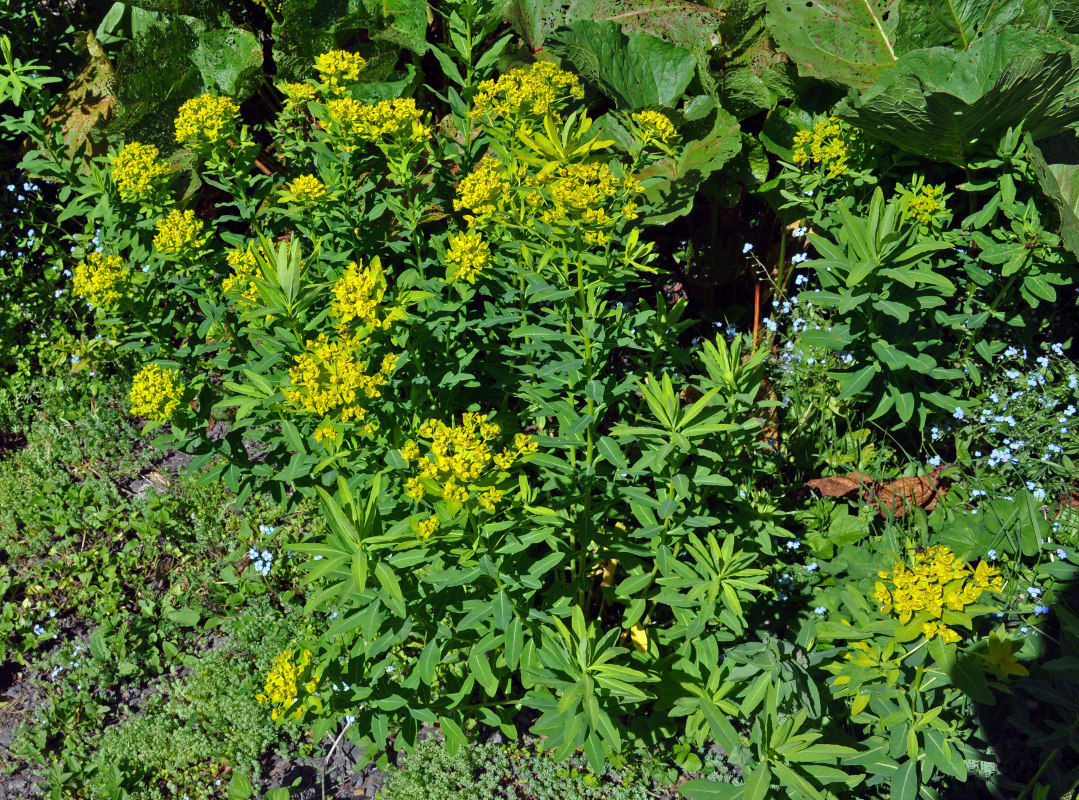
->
[743, 763, 772, 800]
[766, 0, 898, 88]
[548, 21, 697, 109]
[1028, 132, 1079, 257]
[191, 27, 263, 97]
[895, 0, 1026, 51]
[679, 780, 745, 800]
[836, 29, 1079, 165]
[890, 759, 917, 800]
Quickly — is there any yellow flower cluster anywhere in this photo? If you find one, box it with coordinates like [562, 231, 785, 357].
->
[416, 517, 439, 539]
[174, 93, 240, 150]
[632, 110, 677, 146]
[221, 245, 263, 306]
[73, 252, 128, 308]
[256, 648, 318, 722]
[129, 363, 184, 422]
[111, 142, 170, 203]
[904, 184, 947, 226]
[278, 81, 318, 108]
[873, 545, 1002, 643]
[445, 231, 491, 284]
[792, 116, 855, 179]
[285, 333, 397, 432]
[326, 97, 430, 146]
[314, 49, 367, 95]
[286, 174, 327, 204]
[331, 259, 395, 331]
[154, 209, 209, 257]
[471, 61, 584, 122]
[401, 414, 537, 509]
[532, 162, 642, 246]
[454, 159, 510, 219]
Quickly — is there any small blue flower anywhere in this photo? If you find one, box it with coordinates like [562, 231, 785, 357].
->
[1028, 586, 1042, 598]
[1034, 605, 1050, 616]
[790, 252, 809, 265]
[953, 407, 965, 421]
[806, 562, 818, 572]
[259, 524, 276, 536]
[793, 226, 808, 238]
[928, 455, 942, 467]
[1053, 343, 1065, 356]
[814, 606, 827, 615]
[247, 547, 259, 560]
[1021, 626, 1029, 633]
[1057, 548, 1068, 560]
[33, 624, 45, 636]
[1037, 356, 1050, 369]
[787, 539, 801, 551]
[742, 242, 754, 254]
[795, 274, 808, 286]
[987, 548, 997, 561]
[764, 317, 777, 332]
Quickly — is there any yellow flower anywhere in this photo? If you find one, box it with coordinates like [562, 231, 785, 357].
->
[629, 622, 649, 653]
[405, 476, 425, 502]
[256, 648, 316, 722]
[905, 184, 948, 226]
[111, 142, 170, 203]
[331, 259, 394, 331]
[285, 174, 327, 204]
[221, 244, 263, 307]
[401, 440, 420, 462]
[153, 209, 209, 257]
[325, 97, 429, 149]
[471, 61, 584, 123]
[416, 516, 439, 539]
[175, 93, 240, 150]
[314, 49, 367, 95]
[445, 230, 491, 284]
[73, 252, 128, 308]
[454, 159, 510, 218]
[278, 82, 318, 108]
[284, 333, 395, 423]
[477, 488, 503, 510]
[792, 116, 854, 179]
[129, 363, 184, 422]
[631, 110, 677, 146]
[979, 632, 1029, 678]
[441, 480, 469, 504]
[313, 424, 337, 444]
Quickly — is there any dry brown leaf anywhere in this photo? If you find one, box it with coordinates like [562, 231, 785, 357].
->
[803, 468, 946, 516]
[803, 472, 873, 500]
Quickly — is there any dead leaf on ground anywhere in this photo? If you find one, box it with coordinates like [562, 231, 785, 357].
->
[803, 468, 947, 517]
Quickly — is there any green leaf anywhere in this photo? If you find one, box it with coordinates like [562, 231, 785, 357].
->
[679, 780, 746, 800]
[890, 759, 917, 800]
[1028, 131, 1079, 257]
[895, 0, 1026, 51]
[548, 20, 697, 109]
[771, 761, 824, 800]
[167, 607, 201, 627]
[837, 363, 877, 399]
[743, 763, 772, 800]
[836, 29, 1079, 165]
[700, 697, 741, 754]
[227, 772, 253, 800]
[950, 655, 995, 704]
[191, 27, 263, 97]
[766, 0, 898, 89]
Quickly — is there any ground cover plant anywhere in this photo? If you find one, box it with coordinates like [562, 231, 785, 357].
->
[3, 0, 1079, 798]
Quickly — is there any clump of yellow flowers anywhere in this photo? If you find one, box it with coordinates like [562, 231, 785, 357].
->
[903, 183, 949, 227]
[129, 363, 185, 422]
[331, 258, 399, 332]
[325, 97, 431, 150]
[314, 49, 367, 95]
[454, 158, 511, 220]
[874, 545, 1003, 643]
[285, 333, 397, 434]
[444, 231, 491, 284]
[221, 244, 264, 307]
[111, 142, 170, 204]
[174, 93, 240, 151]
[793, 116, 856, 179]
[73, 252, 128, 308]
[278, 81, 318, 109]
[471, 60, 584, 124]
[283, 174, 327, 205]
[631, 110, 678, 147]
[400, 414, 537, 515]
[153, 209, 209, 258]
[256, 648, 320, 722]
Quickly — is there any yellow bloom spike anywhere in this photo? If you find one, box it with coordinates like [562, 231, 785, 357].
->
[111, 142, 170, 203]
[153, 209, 209, 258]
[73, 252, 128, 308]
[175, 93, 240, 151]
[314, 50, 367, 95]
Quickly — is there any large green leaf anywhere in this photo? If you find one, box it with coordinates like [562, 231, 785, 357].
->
[894, 0, 1026, 52]
[765, 0, 898, 88]
[191, 27, 264, 97]
[547, 20, 697, 108]
[1028, 130, 1079, 256]
[835, 28, 1079, 164]
[504, 0, 724, 53]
